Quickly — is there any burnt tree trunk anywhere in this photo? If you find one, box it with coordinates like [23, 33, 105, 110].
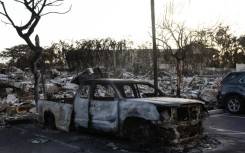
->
[16, 26, 43, 109]
[31, 47, 42, 104]
[29, 35, 43, 109]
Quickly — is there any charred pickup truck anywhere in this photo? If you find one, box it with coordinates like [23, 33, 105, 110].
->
[37, 79, 208, 149]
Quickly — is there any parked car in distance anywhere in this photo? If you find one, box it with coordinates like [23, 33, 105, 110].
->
[217, 71, 245, 114]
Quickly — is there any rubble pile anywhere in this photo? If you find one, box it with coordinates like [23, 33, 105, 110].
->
[181, 76, 221, 103]
[45, 76, 78, 99]
[119, 70, 222, 109]
[0, 69, 34, 124]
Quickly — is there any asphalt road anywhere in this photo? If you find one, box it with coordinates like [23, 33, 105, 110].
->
[0, 113, 245, 153]
[0, 123, 132, 153]
[203, 113, 245, 153]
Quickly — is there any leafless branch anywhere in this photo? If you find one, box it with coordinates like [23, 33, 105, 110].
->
[1, 20, 12, 25]
[41, 4, 71, 16]
[1, 0, 70, 45]
[0, 1, 16, 27]
[0, 11, 5, 16]
[13, 0, 24, 4]
[45, 0, 64, 7]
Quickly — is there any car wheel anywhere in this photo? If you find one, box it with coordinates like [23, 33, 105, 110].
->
[226, 96, 244, 114]
[130, 124, 155, 151]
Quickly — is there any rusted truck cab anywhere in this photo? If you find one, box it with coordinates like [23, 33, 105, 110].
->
[38, 79, 208, 150]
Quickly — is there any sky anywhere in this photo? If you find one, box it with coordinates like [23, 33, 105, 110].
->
[0, 0, 245, 58]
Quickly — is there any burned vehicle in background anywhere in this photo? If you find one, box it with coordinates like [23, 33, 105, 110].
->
[37, 79, 208, 150]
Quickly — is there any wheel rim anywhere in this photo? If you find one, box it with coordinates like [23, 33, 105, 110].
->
[227, 98, 240, 112]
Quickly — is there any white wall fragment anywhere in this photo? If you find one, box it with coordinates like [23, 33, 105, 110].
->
[6, 94, 19, 104]
[236, 63, 245, 71]
[63, 82, 78, 90]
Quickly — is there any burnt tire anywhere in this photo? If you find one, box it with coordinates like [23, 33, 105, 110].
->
[130, 124, 156, 152]
[44, 112, 56, 129]
[226, 96, 244, 114]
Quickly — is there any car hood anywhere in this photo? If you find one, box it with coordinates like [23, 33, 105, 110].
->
[125, 97, 204, 107]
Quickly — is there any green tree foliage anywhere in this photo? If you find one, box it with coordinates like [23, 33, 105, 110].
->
[42, 43, 69, 70]
[0, 43, 70, 70]
[236, 35, 245, 64]
[65, 38, 133, 70]
[214, 24, 245, 67]
[0, 38, 136, 71]
[0, 44, 32, 69]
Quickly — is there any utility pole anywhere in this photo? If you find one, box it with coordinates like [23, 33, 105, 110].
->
[151, 0, 158, 95]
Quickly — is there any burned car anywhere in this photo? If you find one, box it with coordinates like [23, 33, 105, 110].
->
[37, 79, 208, 150]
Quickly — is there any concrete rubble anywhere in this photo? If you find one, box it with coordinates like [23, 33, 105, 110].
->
[120, 70, 222, 109]
[0, 67, 222, 129]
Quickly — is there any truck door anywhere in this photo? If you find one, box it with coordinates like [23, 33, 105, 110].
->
[89, 83, 118, 133]
[74, 83, 91, 128]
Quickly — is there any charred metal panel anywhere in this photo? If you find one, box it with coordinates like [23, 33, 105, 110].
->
[126, 97, 205, 107]
[119, 100, 160, 124]
[38, 99, 73, 132]
[74, 97, 89, 128]
[73, 84, 90, 128]
[89, 99, 118, 132]
[88, 83, 118, 132]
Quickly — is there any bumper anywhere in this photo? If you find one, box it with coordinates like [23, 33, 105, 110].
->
[153, 121, 203, 144]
